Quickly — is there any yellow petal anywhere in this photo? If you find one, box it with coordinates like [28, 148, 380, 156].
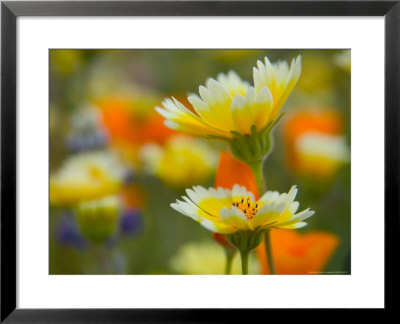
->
[200, 218, 237, 234]
[253, 56, 301, 120]
[231, 93, 252, 134]
[220, 207, 250, 230]
[156, 98, 228, 137]
[252, 202, 285, 228]
[186, 186, 232, 217]
[197, 79, 236, 132]
[273, 208, 315, 228]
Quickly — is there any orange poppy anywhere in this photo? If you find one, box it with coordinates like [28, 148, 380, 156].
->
[97, 97, 177, 147]
[215, 151, 259, 199]
[256, 229, 339, 274]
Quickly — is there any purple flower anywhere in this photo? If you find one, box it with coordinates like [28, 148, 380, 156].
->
[119, 208, 143, 236]
[56, 215, 86, 249]
[67, 130, 109, 153]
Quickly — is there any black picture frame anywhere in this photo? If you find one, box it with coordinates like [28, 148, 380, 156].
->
[1, 0, 399, 321]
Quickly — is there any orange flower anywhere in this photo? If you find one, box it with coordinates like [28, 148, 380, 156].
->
[98, 97, 177, 147]
[215, 151, 259, 199]
[283, 108, 349, 178]
[256, 229, 339, 274]
[96, 97, 178, 165]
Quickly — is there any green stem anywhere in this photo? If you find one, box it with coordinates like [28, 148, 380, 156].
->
[248, 160, 274, 275]
[239, 250, 249, 275]
[224, 249, 236, 275]
[264, 230, 275, 274]
[248, 159, 265, 195]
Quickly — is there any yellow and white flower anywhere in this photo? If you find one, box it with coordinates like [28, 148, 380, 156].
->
[50, 151, 126, 206]
[295, 132, 350, 178]
[170, 240, 260, 275]
[171, 184, 314, 234]
[139, 136, 217, 188]
[156, 56, 301, 138]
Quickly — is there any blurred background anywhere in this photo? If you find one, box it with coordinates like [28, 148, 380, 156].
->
[49, 49, 351, 275]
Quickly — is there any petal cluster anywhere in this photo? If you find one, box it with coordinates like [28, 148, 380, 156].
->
[139, 136, 218, 188]
[157, 56, 301, 138]
[50, 151, 126, 206]
[170, 184, 314, 234]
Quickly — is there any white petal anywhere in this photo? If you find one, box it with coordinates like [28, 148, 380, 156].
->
[187, 95, 209, 113]
[256, 86, 273, 105]
[278, 221, 308, 229]
[204, 79, 231, 105]
[285, 185, 298, 204]
[186, 186, 231, 205]
[199, 218, 236, 234]
[289, 201, 300, 214]
[232, 184, 255, 201]
[252, 202, 286, 228]
[170, 200, 201, 222]
[231, 94, 246, 110]
[220, 207, 249, 230]
[258, 191, 280, 204]
[199, 86, 214, 105]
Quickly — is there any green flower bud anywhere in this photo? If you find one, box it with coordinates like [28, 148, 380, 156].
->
[227, 229, 264, 253]
[76, 195, 121, 243]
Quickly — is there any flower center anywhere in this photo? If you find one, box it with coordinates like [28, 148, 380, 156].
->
[232, 196, 259, 220]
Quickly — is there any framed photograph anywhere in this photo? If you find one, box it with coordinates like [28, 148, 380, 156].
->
[1, 0, 398, 321]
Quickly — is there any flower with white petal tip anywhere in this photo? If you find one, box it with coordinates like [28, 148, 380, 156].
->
[170, 184, 314, 235]
[156, 56, 301, 139]
[156, 56, 301, 163]
[50, 151, 126, 206]
[253, 56, 302, 121]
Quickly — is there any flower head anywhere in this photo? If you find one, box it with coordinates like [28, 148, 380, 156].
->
[50, 151, 126, 206]
[98, 96, 178, 165]
[156, 56, 301, 139]
[99, 96, 177, 147]
[171, 184, 314, 235]
[255, 229, 339, 274]
[140, 136, 217, 188]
